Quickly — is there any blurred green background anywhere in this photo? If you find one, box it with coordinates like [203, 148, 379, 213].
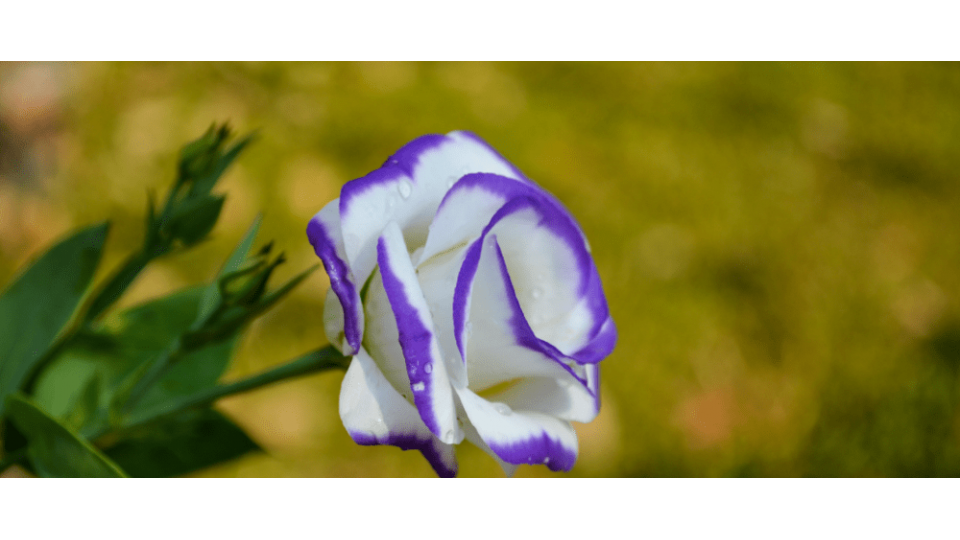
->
[1, 62, 959, 477]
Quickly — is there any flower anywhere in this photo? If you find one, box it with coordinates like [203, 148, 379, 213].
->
[307, 131, 616, 477]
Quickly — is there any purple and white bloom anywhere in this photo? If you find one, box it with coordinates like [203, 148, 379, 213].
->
[307, 131, 616, 477]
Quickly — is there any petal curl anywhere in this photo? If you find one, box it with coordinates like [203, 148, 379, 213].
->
[338, 132, 529, 293]
[340, 348, 458, 477]
[444, 174, 614, 366]
[412, 244, 470, 388]
[419, 172, 541, 265]
[457, 233, 599, 419]
[456, 386, 578, 471]
[308, 199, 362, 354]
[377, 221, 461, 444]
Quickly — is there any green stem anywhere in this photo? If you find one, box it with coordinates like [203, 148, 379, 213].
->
[90, 346, 349, 441]
[119, 345, 182, 415]
[23, 248, 162, 395]
[84, 249, 156, 324]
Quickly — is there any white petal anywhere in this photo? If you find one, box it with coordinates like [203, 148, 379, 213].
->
[445, 179, 612, 367]
[376, 221, 461, 444]
[339, 132, 529, 291]
[483, 376, 598, 423]
[322, 287, 346, 355]
[459, 412, 518, 478]
[461, 233, 593, 395]
[359, 267, 413, 403]
[413, 242, 470, 387]
[418, 172, 530, 267]
[339, 348, 457, 477]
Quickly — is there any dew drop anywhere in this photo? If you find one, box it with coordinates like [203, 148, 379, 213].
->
[376, 416, 384, 424]
[531, 287, 543, 299]
[398, 179, 413, 199]
[424, 363, 433, 374]
[494, 403, 513, 416]
[559, 378, 573, 388]
[412, 382, 426, 392]
[446, 175, 458, 188]
[543, 457, 551, 464]
[443, 429, 455, 442]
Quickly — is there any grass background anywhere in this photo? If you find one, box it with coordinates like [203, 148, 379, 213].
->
[1, 62, 959, 477]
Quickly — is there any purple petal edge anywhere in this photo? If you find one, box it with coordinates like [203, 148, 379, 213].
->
[491, 239, 595, 395]
[376, 234, 442, 438]
[339, 134, 448, 220]
[307, 217, 361, 352]
[350, 431, 457, 478]
[487, 430, 577, 472]
[450, 176, 614, 366]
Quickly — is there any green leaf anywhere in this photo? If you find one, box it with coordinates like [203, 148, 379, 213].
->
[32, 349, 100, 421]
[31, 287, 240, 436]
[99, 287, 239, 417]
[190, 132, 255, 197]
[64, 374, 102, 431]
[122, 345, 350, 430]
[177, 124, 228, 186]
[165, 193, 226, 245]
[222, 216, 264, 275]
[83, 250, 155, 324]
[0, 222, 109, 417]
[132, 334, 239, 418]
[103, 408, 259, 478]
[256, 264, 319, 312]
[194, 216, 262, 327]
[5, 394, 126, 477]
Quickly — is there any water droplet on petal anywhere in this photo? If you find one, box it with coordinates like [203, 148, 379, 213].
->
[412, 382, 425, 392]
[543, 457, 551, 464]
[398, 179, 413, 199]
[531, 287, 543, 299]
[446, 175, 458, 188]
[559, 378, 573, 388]
[494, 403, 513, 416]
[424, 363, 433, 374]
[376, 416, 384, 424]
[443, 429, 454, 441]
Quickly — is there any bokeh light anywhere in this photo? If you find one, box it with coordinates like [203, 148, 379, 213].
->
[2, 62, 959, 477]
